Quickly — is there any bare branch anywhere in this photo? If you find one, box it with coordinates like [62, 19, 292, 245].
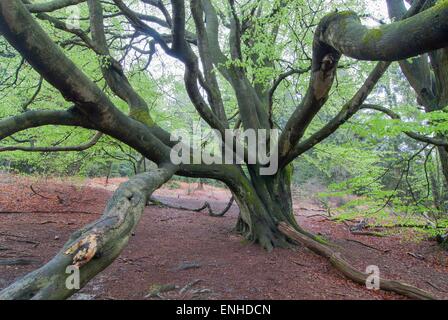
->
[0, 132, 103, 153]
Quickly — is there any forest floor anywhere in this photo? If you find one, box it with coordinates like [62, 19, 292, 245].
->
[0, 173, 448, 300]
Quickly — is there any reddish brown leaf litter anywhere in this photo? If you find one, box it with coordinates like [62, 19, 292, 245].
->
[0, 174, 447, 300]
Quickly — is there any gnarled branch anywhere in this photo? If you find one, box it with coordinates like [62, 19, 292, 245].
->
[0, 165, 177, 300]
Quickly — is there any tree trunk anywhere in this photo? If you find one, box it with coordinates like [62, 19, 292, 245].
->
[437, 147, 448, 206]
[230, 165, 305, 251]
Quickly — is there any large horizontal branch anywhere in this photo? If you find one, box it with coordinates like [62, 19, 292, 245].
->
[319, 2, 448, 61]
[0, 165, 177, 300]
[387, 0, 445, 112]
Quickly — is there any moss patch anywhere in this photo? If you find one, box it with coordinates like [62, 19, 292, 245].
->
[130, 109, 155, 127]
[362, 28, 383, 45]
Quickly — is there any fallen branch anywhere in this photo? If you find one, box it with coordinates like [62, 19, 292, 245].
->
[0, 232, 40, 246]
[278, 222, 436, 300]
[149, 195, 234, 217]
[0, 210, 99, 215]
[6, 238, 39, 246]
[350, 231, 385, 237]
[179, 279, 202, 295]
[297, 207, 327, 213]
[289, 259, 310, 268]
[29, 185, 52, 200]
[344, 239, 390, 253]
[297, 213, 330, 219]
[39, 221, 57, 225]
[370, 223, 445, 230]
[426, 281, 448, 293]
[145, 284, 177, 298]
[407, 252, 425, 260]
[0, 258, 37, 266]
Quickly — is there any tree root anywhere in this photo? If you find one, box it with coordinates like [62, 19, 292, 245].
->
[149, 195, 234, 217]
[278, 222, 436, 300]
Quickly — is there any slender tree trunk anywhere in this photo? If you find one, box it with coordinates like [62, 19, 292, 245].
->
[429, 151, 443, 210]
[437, 147, 448, 195]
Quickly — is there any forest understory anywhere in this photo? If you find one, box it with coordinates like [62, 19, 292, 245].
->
[1, 174, 447, 300]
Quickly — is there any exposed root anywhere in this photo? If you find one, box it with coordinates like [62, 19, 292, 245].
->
[278, 222, 436, 300]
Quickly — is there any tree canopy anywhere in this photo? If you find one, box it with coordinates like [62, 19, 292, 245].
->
[0, 0, 447, 300]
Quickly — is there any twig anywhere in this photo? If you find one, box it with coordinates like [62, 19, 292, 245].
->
[0, 210, 98, 215]
[6, 238, 39, 246]
[426, 281, 448, 293]
[149, 196, 234, 217]
[345, 238, 390, 253]
[0, 258, 37, 265]
[173, 261, 201, 271]
[297, 207, 327, 212]
[180, 279, 202, 295]
[289, 259, 310, 267]
[29, 185, 52, 200]
[0, 232, 40, 246]
[407, 252, 425, 260]
[39, 220, 57, 225]
[350, 231, 385, 237]
[298, 213, 330, 219]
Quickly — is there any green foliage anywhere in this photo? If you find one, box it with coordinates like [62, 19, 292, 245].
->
[0, 0, 447, 244]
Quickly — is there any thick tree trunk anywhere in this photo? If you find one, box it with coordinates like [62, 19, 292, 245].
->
[231, 165, 309, 251]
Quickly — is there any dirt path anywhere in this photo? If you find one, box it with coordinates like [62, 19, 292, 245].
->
[0, 174, 447, 299]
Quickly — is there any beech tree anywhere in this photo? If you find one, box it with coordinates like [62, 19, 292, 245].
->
[0, 0, 447, 299]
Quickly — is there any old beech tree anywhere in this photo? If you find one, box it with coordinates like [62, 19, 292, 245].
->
[0, 0, 447, 299]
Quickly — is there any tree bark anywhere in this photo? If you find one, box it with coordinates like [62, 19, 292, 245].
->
[0, 165, 176, 300]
